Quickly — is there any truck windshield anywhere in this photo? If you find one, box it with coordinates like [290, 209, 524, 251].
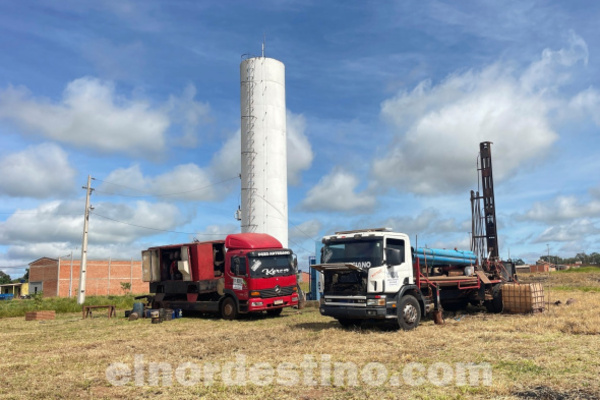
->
[321, 239, 383, 268]
[248, 253, 294, 278]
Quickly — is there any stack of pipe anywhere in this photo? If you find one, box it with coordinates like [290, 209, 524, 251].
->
[414, 248, 476, 267]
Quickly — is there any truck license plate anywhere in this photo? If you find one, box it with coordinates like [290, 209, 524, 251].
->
[274, 300, 283, 305]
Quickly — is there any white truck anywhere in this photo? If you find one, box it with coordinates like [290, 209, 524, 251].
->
[312, 228, 509, 330]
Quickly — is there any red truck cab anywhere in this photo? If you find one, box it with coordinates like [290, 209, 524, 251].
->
[142, 233, 298, 318]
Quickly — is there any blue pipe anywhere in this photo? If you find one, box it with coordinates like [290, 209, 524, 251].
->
[414, 247, 476, 267]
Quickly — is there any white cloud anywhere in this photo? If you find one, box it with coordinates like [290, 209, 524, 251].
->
[209, 130, 241, 181]
[516, 195, 600, 223]
[0, 77, 169, 157]
[533, 219, 600, 243]
[150, 164, 216, 201]
[208, 110, 314, 187]
[166, 84, 212, 147]
[286, 111, 314, 185]
[568, 87, 600, 126]
[100, 162, 229, 201]
[0, 143, 76, 198]
[97, 108, 315, 202]
[382, 208, 463, 236]
[520, 30, 588, 92]
[301, 169, 375, 212]
[289, 219, 322, 242]
[0, 200, 186, 259]
[372, 35, 591, 195]
[193, 224, 240, 241]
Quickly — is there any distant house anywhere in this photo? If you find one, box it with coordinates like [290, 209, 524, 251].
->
[515, 264, 531, 275]
[297, 271, 310, 283]
[28, 257, 146, 298]
[530, 263, 550, 273]
[0, 282, 28, 298]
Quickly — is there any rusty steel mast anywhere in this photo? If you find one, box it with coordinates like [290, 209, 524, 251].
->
[471, 142, 499, 266]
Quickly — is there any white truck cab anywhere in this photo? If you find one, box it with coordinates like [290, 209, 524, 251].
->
[313, 228, 427, 330]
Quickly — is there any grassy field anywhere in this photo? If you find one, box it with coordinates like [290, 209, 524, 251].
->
[1, 269, 599, 399]
[0, 294, 138, 318]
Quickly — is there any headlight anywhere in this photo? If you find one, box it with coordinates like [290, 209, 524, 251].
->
[292, 296, 298, 302]
[252, 301, 263, 306]
[367, 299, 386, 306]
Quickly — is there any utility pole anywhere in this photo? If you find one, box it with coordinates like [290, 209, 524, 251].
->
[77, 175, 94, 305]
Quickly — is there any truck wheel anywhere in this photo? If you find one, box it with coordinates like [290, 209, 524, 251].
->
[398, 295, 421, 330]
[221, 297, 238, 320]
[267, 308, 283, 317]
[484, 284, 503, 313]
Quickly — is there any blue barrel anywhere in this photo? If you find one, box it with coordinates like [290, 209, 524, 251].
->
[133, 302, 144, 316]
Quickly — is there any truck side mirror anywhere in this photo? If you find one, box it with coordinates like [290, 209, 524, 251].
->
[385, 248, 404, 266]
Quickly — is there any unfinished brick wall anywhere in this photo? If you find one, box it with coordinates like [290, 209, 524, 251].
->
[30, 258, 148, 298]
[29, 258, 59, 297]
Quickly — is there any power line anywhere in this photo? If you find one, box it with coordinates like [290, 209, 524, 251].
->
[253, 194, 320, 242]
[0, 212, 80, 216]
[90, 211, 234, 236]
[92, 176, 240, 198]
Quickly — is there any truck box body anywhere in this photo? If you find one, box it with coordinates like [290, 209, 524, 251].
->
[142, 233, 298, 318]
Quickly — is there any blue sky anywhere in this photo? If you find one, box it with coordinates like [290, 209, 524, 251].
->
[1, 0, 599, 277]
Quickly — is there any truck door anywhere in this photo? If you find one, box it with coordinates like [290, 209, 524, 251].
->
[385, 238, 411, 291]
[178, 246, 192, 281]
[142, 249, 160, 282]
[226, 254, 248, 299]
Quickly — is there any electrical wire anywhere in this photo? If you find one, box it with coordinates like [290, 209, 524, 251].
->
[253, 193, 320, 242]
[90, 211, 235, 236]
[92, 176, 240, 198]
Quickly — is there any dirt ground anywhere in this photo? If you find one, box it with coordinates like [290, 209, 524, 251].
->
[1, 271, 599, 399]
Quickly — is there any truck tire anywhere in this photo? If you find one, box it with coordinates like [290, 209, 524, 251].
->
[398, 295, 421, 330]
[484, 284, 503, 314]
[267, 308, 283, 317]
[221, 297, 238, 320]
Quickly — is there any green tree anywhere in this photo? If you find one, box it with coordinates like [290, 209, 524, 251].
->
[0, 271, 11, 284]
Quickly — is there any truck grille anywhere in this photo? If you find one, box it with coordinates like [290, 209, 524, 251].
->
[259, 285, 295, 298]
[323, 295, 367, 307]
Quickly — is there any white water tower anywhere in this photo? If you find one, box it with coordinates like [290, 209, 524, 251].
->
[239, 54, 288, 247]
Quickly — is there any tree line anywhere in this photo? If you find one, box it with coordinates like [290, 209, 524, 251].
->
[512, 252, 600, 266]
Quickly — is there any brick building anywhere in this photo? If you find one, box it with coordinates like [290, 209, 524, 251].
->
[29, 257, 147, 297]
[530, 263, 550, 273]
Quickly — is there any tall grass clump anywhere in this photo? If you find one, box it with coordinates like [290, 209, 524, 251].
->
[0, 294, 138, 318]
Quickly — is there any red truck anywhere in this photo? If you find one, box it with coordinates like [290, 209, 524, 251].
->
[141, 233, 299, 318]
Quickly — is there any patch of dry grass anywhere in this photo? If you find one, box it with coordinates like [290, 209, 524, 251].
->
[1, 271, 599, 399]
